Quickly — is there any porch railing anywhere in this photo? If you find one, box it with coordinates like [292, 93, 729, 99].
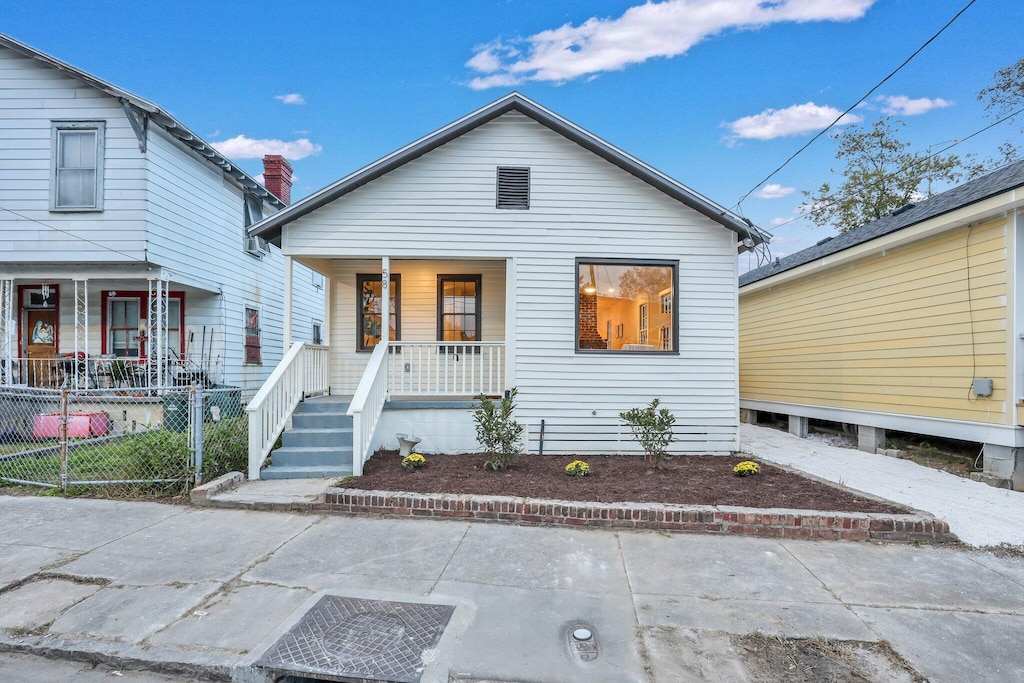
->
[386, 342, 505, 397]
[1, 355, 201, 390]
[348, 342, 389, 476]
[246, 342, 329, 479]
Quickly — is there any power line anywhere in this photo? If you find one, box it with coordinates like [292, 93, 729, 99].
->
[763, 105, 1024, 232]
[0, 203, 146, 263]
[734, 0, 978, 209]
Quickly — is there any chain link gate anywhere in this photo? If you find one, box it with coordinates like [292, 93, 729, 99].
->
[0, 385, 252, 497]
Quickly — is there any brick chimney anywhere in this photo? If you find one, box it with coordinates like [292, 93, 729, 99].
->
[262, 155, 293, 205]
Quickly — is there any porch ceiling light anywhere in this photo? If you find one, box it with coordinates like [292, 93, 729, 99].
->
[583, 284, 597, 294]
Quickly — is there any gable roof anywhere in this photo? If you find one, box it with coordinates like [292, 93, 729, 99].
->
[739, 159, 1024, 288]
[0, 33, 284, 209]
[248, 92, 768, 246]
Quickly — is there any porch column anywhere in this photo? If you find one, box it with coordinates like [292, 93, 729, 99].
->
[148, 277, 169, 387]
[73, 280, 89, 389]
[0, 279, 11, 385]
[381, 257, 390, 346]
[283, 255, 293, 350]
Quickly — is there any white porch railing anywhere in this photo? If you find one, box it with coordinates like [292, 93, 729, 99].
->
[246, 342, 330, 479]
[348, 342, 389, 476]
[387, 342, 505, 397]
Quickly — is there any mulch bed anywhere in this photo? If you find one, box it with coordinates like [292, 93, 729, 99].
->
[343, 452, 905, 514]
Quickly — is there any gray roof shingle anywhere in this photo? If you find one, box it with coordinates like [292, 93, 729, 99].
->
[739, 159, 1024, 287]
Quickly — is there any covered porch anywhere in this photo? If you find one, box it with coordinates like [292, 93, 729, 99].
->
[247, 256, 510, 478]
[0, 266, 225, 390]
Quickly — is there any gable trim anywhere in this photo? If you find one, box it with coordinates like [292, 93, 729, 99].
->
[248, 93, 767, 246]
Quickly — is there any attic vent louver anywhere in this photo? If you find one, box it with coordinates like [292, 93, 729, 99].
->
[496, 166, 530, 210]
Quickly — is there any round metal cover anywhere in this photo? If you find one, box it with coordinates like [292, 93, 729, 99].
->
[572, 628, 593, 641]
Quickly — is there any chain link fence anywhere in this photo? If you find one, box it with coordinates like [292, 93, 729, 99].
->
[0, 385, 255, 497]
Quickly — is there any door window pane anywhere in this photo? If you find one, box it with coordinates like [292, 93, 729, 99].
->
[357, 274, 400, 350]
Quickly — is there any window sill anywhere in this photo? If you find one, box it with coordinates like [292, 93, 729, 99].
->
[50, 207, 103, 213]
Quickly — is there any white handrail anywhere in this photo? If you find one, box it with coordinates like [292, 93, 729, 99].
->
[386, 342, 505, 396]
[347, 341, 389, 476]
[246, 342, 329, 479]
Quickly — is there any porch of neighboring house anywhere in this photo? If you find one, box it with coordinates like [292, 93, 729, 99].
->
[0, 272, 224, 391]
[247, 257, 509, 479]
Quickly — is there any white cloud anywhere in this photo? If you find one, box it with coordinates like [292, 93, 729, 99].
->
[723, 102, 862, 141]
[275, 93, 306, 105]
[755, 183, 798, 199]
[211, 135, 322, 160]
[878, 95, 952, 116]
[465, 0, 876, 88]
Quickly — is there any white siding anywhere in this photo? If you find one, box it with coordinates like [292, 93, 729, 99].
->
[0, 48, 146, 262]
[0, 43, 325, 390]
[287, 113, 739, 453]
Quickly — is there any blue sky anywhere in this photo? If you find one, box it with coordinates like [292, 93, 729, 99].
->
[5, 1, 1022, 267]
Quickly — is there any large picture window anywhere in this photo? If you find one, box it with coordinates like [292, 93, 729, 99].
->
[438, 275, 481, 344]
[576, 259, 677, 353]
[357, 274, 400, 351]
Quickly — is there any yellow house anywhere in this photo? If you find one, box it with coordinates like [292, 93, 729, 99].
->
[739, 160, 1024, 489]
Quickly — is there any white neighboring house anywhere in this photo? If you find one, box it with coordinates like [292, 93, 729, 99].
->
[0, 34, 325, 391]
[246, 93, 767, 476]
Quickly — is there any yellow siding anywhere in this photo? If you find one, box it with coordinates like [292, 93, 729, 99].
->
[739, 218, 1011, 424]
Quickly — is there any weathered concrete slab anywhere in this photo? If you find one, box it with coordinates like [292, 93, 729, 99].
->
[149, 582, 313, 652]
[433, 580, 646, 683]
[784, 541, 1024, 612]
[0, 577, 102, 631]
[0, 543, 74, 589]
[441, 524, 628, 592]
[0, 651, 191, 683]
[49, 582, 221, 644]
[619, 532, 839, 604]
[58, 508, 315, 585]
[853, 606, 1024, 683]
[245, 516, 467, 590]
[640, 627, 750, 683]
[634, 593, 877, 641]
[964, 549, 1024, 587]
[0, 496, 184, 551]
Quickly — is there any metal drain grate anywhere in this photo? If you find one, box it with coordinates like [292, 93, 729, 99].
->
[256, 595, 455, 682]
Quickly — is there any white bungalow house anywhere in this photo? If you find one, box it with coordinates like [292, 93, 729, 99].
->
[245, 93, 767, 478]
[0, 34, 325, 391]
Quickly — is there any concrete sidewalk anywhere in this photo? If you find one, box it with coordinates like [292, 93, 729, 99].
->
[742, 423, 1024, 547]
[1, 495, 1023, 682]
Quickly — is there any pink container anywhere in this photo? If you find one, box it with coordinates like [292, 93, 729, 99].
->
[33, 412, 109, 438]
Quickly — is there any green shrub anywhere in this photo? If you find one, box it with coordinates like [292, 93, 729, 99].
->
[200, 417, 248, 481]
[473, 388, 524, 471]
[620, 398, 676, 467]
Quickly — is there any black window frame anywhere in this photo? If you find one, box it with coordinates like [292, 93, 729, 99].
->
[437, 274, 482, 350]
[574, 257, 679, 355]
[356, 273, 401, 351]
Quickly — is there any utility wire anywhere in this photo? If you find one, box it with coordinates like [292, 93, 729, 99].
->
[734, 0, 978, 209]
[0, 202, 146, 263]
[762, 106, 1024, 232]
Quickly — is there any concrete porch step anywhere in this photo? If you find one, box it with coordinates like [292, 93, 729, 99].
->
[291, 412, 352, 429]
[259, 464, 353, 480]
[282, 427, 353, 448]
[270, 446, 352, 468]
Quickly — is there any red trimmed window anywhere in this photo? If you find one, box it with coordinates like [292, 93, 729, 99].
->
[244, 306, 261, 364]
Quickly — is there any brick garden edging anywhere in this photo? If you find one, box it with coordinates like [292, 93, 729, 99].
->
[322, 488, 956, 543]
